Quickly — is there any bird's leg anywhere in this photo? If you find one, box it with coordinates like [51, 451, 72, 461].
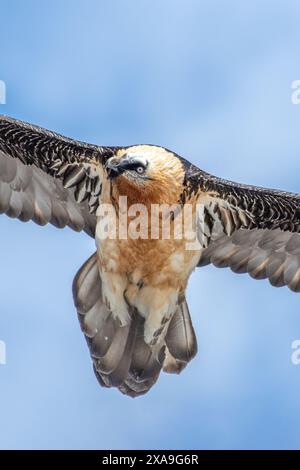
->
[134, 286, 179, 346]
[99, 270, 131, 326]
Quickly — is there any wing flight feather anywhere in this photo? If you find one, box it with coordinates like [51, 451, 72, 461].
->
[0, 115, 117, 235]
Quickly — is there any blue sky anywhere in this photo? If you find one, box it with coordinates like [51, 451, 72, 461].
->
[1, 0, 300, 450]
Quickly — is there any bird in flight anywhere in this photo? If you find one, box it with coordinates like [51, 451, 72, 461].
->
[1, 115, 300, 397]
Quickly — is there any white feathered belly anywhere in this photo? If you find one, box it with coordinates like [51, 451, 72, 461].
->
[95, 219, 200, 343]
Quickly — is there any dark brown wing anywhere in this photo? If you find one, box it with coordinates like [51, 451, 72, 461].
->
[0, 115, 117, 236]
[191, 167, 300, 291]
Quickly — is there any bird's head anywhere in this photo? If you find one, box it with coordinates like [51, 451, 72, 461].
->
[105, 145, 185, 204]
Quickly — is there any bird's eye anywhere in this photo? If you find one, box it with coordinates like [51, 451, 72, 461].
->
[136, 166, 145, 174]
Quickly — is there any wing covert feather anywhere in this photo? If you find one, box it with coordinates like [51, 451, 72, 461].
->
[0, 115, 117, 235]
[190, 166, 300, 292]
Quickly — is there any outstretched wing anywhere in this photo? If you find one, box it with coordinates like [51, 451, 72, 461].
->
[0, 116, 116, 236]
[190, 166, 300, 291]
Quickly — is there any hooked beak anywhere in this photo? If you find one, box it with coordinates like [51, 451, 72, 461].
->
[106, 158, 128, 179]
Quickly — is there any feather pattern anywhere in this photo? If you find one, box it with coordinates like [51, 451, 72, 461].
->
[164, 298, 197, 369]
[0, 115, 117, 233]
[73, 254, 197, 396]
[192, 168, 300, 236]
[198, 227, 300, 292]
[183, 165, 300, 292]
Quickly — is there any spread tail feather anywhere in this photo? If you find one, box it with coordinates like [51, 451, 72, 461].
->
[163, 298, 198, 373]
[73, 253, 198, 397]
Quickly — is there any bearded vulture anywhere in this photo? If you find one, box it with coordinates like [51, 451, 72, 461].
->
[0, 115, 300, 397]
